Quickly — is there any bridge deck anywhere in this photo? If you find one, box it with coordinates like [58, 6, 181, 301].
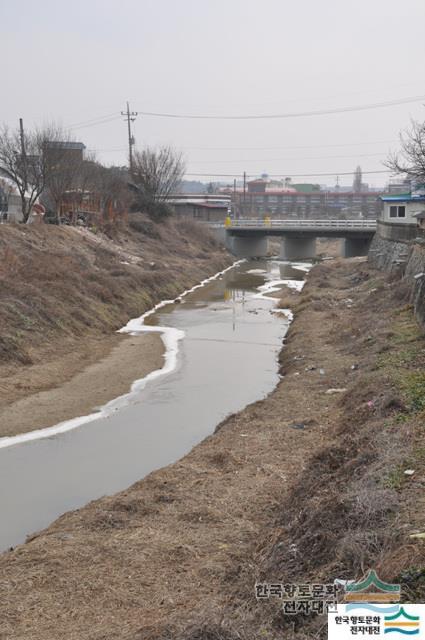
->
[217, 219, 376, 238]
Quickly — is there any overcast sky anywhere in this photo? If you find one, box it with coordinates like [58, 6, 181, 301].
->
[2, 0, 425, 186]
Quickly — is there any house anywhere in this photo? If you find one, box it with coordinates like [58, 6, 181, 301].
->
[413, 210, 425, 230]
[0, 176, 45, 223]
[375, 187, 425, 242]
[43, 141, 86, 166]
[166, 194, 231, 222]
[54, 188, 127, 225]
[379, 190, 425, 225]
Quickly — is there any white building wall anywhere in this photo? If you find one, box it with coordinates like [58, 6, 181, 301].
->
[6, 194, 24, 222]
[0, 177, 43, 223]
[383, 201, 423, 224]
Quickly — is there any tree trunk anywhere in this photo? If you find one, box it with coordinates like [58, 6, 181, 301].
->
[21, 196, 30, 224]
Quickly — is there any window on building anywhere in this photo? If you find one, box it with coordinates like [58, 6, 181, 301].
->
[389, 205, 406, 218]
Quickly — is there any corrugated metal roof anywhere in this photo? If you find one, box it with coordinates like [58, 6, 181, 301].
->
[170, 199, 228, 208]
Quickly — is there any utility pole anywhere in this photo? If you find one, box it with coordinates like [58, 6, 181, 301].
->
[19, 118, 26, 160]
[243, 171, 246, 218]
[18, 118, 29, 221]
[121, 102, 138, 175]
[19, 118, 28, 190]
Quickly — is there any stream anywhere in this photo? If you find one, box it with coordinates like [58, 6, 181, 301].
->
[0, 258, 308, 552]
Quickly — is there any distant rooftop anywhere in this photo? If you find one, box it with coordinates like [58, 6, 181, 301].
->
[291, 183, 321, 193]
[380, 193, 425, 202]
[168, 197, 229, 208]
[170, 193, 230, 201]
[45, 141, 86, 150]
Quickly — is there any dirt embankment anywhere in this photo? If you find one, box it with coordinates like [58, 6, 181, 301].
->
[1, 259, 425, 640]
[0, 216, 231, 437]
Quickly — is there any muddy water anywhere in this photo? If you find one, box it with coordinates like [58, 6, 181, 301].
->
[0, 259, 307, 552]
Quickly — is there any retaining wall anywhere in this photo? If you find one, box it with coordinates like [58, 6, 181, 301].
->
[368, 222, 425, 328]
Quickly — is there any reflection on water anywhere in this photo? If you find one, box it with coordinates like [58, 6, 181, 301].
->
[279, 263, 307, 279]
[0, 259, 308, 551]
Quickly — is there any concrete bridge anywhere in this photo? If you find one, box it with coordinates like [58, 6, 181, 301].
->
[213, 219, 376, 259]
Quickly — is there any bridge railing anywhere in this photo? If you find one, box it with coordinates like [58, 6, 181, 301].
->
[209, 219, 377, 229]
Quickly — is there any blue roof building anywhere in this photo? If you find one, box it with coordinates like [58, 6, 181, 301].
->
[379, 190, 425, 225]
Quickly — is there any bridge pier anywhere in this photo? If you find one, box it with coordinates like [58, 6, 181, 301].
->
[280, 237, 316, 261]
[223, 219, 376, 261]
[342, 237, 372, 258]
[212, 228, 236, 253]
[231, 236, 269, 258]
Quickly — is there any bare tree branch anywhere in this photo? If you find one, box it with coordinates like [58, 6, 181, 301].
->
[0, 125, 48, 223]
[132, 146, 185, 220]
[385, 118, 425, 183]
[92, 164, 130, 220]
[0, 123, 88, 224]
[42, 129, 86, 223]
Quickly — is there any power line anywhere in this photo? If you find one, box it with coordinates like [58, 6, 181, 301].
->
[69, 115, 122, 131]
[184, 169, 394, 178]
[138, 94, 425, 120]
[89, 140, 394, 155]
[181, 139, 395, 151]
[188, 152, 386, 165]
[67, 112, 121, 128]
[86, 142, 392, 158]
[87, 147, 128, 153]
[142, 82, 420, 114]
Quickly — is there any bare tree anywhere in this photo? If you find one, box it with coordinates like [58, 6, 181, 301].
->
[94, 164, 130, 221]
[0, 123, 86, 224]
[59, 154, 101, 224]
[0, 124, 48, 223]
[385, 118, 425, 183]
[43, 134, 87, 223]
[132, 146, 185, 220]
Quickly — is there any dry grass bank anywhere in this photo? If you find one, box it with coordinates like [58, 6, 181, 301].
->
[0, 216, 231, 435]
[1, 259, 425, 639]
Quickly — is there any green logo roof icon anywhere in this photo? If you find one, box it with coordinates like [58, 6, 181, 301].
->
[384, 607, 419, 622]
[346, 570, 400, 593]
